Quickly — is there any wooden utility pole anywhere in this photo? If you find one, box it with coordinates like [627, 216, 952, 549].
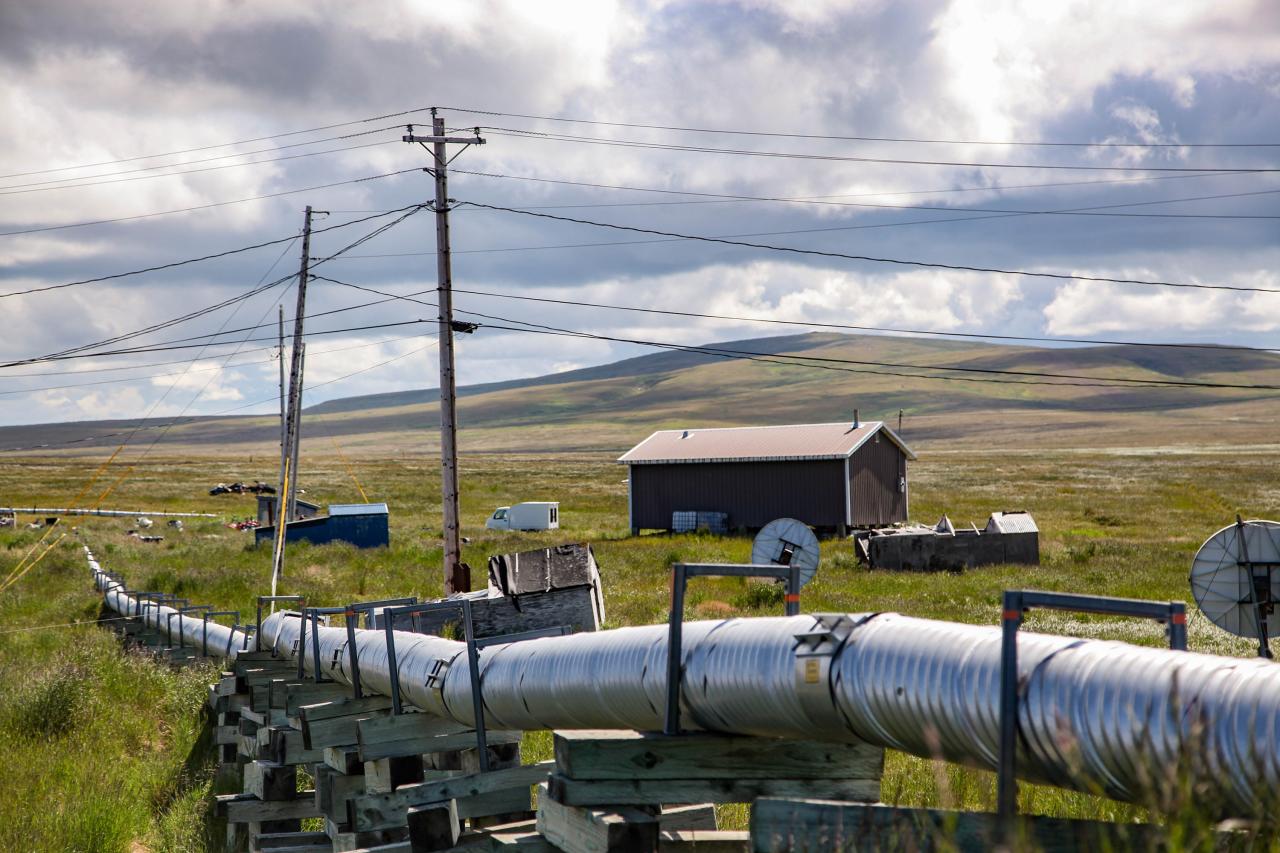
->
[275, 305, 286, 526]
[403, 113, 485, 595]
[271, 206, 315, 594]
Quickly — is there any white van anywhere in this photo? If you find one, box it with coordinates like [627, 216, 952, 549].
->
[486, 502, 560, 531]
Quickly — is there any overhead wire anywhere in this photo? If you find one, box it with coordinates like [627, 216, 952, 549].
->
[451, 170, 1280, 220]
[0, 167, 422, 238]
[441, 106, 1280, 149]
[313, 276, 1279, 391]
[0, 105, 437, 180]
[0, 139, 401, 197]
[444, 285, 1280, 355]
[482, 127, 1279, 173]
[0, 337, 440, 453]
[461, 201, 1280, 294]
[0, 203, 426, 302]
[466, 315, 1280, 392]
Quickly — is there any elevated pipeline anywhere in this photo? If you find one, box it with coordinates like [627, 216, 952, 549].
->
[88, 546, 1280, 815]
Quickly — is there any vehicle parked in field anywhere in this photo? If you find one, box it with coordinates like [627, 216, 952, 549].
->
[485, 501, 560, 531]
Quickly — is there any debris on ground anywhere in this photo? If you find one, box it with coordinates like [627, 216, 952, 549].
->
[167, 519, 184, 531]
[127, 531, 164, 543]
[226, 519, 260, 531]
[209, 481, 276, 496]
[135, 517, 153, 528]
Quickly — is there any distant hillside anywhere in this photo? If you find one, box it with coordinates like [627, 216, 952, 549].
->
[4, 332, 1279, 454]
[302, 333, 844, 415]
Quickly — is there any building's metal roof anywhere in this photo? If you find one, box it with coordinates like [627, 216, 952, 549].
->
[618, 421, 917, 465]
[329, 502, 390, 516]
[985, 511, 1038, 534]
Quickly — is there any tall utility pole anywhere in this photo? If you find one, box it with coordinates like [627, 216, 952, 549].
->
[275, 306, 287, 527]
[271, 206, 315, 594]
[403, 112, 485, 595]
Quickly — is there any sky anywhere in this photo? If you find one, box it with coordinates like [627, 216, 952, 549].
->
[0, 0, 1277, 428]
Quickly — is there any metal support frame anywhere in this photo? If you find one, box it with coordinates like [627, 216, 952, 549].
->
[340, 597, 418, 699]
[1235, 515, 1277, 659]
[202, 610, 239, 657]
[664, 563, 802, 735]
[159, 597, 188, 642]
[256, 595, 304, 653]
[383, 599, 490, 771]
[997, 589, 1187, 834]
[297, 607, 343, 683]
[176, 605, 211, 649]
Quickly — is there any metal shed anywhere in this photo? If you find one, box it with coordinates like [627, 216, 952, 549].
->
[254, 502, 390, 549]
[619, 420, 915, 535]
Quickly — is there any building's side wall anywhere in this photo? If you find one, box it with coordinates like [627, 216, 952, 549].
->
[848, 435, 908, 526]
[629, 460, 847, 530]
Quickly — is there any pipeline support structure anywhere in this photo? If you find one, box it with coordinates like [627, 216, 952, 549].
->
[87, 546, 1280, 816]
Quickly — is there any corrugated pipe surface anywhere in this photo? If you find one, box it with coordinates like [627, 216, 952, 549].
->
[90, 547, 1280, 814]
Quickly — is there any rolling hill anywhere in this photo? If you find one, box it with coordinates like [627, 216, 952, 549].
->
[4, 332, 1278, 455]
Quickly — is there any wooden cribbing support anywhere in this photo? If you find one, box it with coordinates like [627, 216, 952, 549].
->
[748, 799, 1167, 853]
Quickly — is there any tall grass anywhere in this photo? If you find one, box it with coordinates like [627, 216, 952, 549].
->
[0, 448, 1275, 849]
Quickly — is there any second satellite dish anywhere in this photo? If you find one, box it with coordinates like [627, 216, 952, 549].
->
[752, 518, 821, 587]
[1190, 518, 1280, 657]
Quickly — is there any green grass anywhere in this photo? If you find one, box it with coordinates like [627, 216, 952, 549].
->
[0, 447, 1276, 849]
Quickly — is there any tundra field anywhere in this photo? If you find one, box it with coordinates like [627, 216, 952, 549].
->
[0, 447, 1276, 850]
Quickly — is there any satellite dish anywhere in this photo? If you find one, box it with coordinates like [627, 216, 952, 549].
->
[752, 518, 821, 588]
[1190, 519, 1280, 655]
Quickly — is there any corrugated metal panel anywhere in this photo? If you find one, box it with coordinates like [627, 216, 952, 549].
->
[849, 434, 908, 526]
[986, 511, 1038, 534]
[630, 460, 848, 529]
[619, 421, 915, 464]
[329, 502, 389, 516]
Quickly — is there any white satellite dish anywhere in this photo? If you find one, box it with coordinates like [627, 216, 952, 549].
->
[752, 518, 821, 588]
[1190, 519, 1280, 655]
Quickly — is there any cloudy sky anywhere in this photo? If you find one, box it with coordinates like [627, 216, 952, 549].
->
[0, 0, 1277, 428]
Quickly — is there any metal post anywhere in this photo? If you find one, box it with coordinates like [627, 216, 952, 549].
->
[784, 567, 801, 617]
[664, 564, 688, 735]
[345, 609, 363, 699]
[1237, 515, 1272, 659]
[997, 590, 1023, 835]
[385, 615, 403, 715]
[403, 114, 484, 596]
[296, 609, 308, 679]
[461, 599, 490, 771]
[1169, 601, 1188, 651]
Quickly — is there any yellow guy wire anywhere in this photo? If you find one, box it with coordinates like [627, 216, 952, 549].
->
[0, 444, 130, 588]
[329, 437, 370, 503]
[0, 532, 68, 597]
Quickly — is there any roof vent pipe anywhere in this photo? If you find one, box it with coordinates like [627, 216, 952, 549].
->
[853, 409, 860, 430]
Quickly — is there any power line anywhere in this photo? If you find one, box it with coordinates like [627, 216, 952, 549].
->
[467, 316, 1280, 391]
[442, 106, 1280, 149]
[0, 333, 429, 396]
[446, 286, 1280, 355]
[0, 167, 422, 238]
[0, 139, 399, 197]
[311, 276, 1279, 391]
[462, 202, 1280, 295]
[0, 126, 405, 192]
[0, 338, 439, 453]
[454, 170, 1280, 220]
[483, 127, 1279, 174]
[0, 204, 426, 301]
[0, 105, 437, 180]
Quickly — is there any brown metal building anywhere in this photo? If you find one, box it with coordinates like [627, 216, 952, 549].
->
[619, 420, 916, 535]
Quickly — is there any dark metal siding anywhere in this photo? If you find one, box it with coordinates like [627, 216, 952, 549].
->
[848, 435, 908, 526]
[630, 460, 848, 530]
[255, 513, 390, 548]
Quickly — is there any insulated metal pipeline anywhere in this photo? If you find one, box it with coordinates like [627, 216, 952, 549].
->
[87, 548, 1280, 814]
[88, 547, 250, 661]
